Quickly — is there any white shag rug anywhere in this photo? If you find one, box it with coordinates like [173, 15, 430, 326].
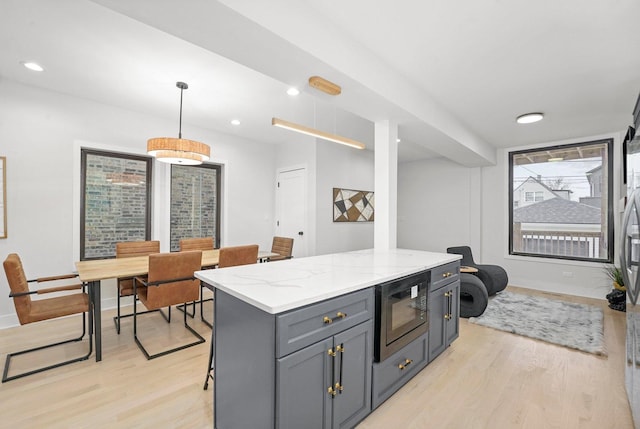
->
[469, 291, 606, 356]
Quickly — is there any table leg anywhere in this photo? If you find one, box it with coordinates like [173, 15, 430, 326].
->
[90, 280, 102, 362]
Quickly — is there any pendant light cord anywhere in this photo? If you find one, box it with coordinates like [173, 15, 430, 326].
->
[178, 86, 184, 139]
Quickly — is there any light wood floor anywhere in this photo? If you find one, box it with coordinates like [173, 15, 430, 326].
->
[0, 286, 633, 429]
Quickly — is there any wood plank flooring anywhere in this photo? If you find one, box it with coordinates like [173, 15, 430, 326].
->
[0, 286, 633, 429]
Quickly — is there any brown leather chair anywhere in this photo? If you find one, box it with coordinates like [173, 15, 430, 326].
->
[218, 244, 259, 268]
[204, 244, 259, 390]
[2, 253, 93, 382]
[178, 237, 215, 327]
[113, 240, 160, 334]
[132, 251, 206, 359]
[269, 236, 294, 261]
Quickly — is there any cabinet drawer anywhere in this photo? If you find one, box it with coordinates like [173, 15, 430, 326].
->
[371, 332, 429, 409]
[276, 289, 374, 358]
[430, 261, 460, 291]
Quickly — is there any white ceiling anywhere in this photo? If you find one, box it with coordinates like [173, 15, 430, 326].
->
[2, 0, 639, 166]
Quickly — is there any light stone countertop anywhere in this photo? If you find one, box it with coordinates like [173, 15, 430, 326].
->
[195, 248, 461, 314]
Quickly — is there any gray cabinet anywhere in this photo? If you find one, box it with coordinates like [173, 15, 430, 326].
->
[428, 262, 460, 362]
[214, 288, 373, 429]
[371, 332, 429, 409]
[277, 337, 333, 429]
[276, 321, 372, 429]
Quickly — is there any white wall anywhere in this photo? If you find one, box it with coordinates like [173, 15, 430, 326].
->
[398, 133, 623, 300]
[397, 157, 481, 254]
[0, 80, 275, 327]
[315, 139, 375, 255]
[481, 134, 623, 300]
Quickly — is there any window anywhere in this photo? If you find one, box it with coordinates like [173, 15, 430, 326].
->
[170, 164, 221, 251]
[509, 139, 613, 262]
[81, 149, 152, 260]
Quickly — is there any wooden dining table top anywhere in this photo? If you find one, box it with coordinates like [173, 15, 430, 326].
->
[75, 249, 277, 282]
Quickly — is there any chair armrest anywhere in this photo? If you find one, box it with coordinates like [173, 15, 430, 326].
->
[145, 276, 196, 287]
[32, 273, 79, 283]
[134, 276, 149, 287]
[36, 284, 84, 294]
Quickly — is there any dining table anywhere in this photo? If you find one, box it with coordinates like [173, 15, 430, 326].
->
[75, 249, 278, 361]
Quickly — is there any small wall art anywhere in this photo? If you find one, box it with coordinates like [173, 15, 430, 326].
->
[333, 187, 374, 222]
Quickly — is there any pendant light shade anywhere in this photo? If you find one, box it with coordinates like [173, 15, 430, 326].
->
[147, 82, 210, 165]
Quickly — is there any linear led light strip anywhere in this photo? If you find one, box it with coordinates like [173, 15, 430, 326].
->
[272, 117, 365, 150]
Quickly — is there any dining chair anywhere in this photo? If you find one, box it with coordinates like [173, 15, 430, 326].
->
[268, 236, 294, 261]
[218, 244, 259, 268]
[204, 244, 259, 390]
[132, 251, 206, 359]
[178, 237, 215, 328]
[113, 240, 160, 334]
[2, 253, 93, 382]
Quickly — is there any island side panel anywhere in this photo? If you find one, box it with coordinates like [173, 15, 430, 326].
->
[215, 289, 276, 429]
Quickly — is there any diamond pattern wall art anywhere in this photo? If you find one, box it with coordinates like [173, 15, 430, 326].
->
[333, 188, 374, 222]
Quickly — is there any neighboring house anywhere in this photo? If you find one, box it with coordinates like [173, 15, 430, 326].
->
[513, 176, 567, 208]
[513, 197, 602, 258]
[586, 165, 603, 197]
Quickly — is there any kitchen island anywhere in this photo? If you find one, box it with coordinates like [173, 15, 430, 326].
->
[196, 248, 461, 429]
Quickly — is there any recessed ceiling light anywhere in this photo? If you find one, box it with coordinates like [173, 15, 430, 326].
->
[286, 87, 300, 96]
[21, 61, 44, 72]
[548, 157, 563, 162]
[516, 112, 544, 124]
[396, 138, 401, 143]
[230, 119, 241, 126]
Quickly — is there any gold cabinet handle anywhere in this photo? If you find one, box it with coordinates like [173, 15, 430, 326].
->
[442, 272, 453, 278]
[328, 386, 337, 397]
[336, 311, 347, 319]
[335, 382, 343, 392]
[398, 358, 413, 370]
[328, 348, 336, 357]
[444, 314, 450, 320]
[336, 344, 344, 353]
[323, 316, 332, 324]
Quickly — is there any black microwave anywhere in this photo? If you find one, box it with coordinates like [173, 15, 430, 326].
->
[374, 270, 430, 362]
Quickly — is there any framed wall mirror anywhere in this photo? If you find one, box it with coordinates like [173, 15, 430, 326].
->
[0, 156, 5, 238]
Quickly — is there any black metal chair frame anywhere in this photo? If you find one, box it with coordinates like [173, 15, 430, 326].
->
[176, 272, 215, 329]
[133, 275, 206, 360]
[112, 276, 160, 334]
[3, 283, 93, 383]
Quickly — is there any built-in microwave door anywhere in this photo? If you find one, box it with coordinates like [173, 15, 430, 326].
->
[384, 275, 428, 345]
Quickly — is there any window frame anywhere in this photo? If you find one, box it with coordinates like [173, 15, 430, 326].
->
[80, 148, 153, 260]
[169, 163, 222, 251]
[508, 138, 614, 263]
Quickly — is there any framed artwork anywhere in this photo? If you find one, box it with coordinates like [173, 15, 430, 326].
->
[333, 187, 374, 222]
[0, 157, 5, 238]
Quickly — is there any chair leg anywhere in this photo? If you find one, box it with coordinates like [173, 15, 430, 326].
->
[176, 300, 196, 318]
[114, 291, 122, 334]
[133, 301, 206, 360]
[200, 284, 213, 329]
[2, 312, 93, 383]
[203, 336, 214, 390]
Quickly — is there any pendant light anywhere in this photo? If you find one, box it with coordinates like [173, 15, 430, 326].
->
[147, 82, 210, 165]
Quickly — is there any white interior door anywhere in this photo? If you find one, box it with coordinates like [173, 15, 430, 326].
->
[276, 167, 307, 257]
